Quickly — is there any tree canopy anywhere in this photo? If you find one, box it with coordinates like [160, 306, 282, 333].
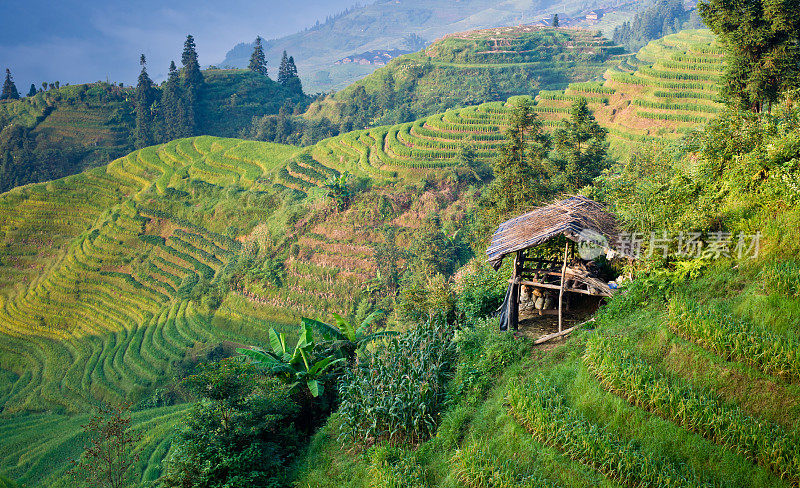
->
[248, 36, 268, 77]
[1, 69, 19, 100]
[699, 0, 800, 112]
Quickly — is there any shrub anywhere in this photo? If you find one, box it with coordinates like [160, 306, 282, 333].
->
[160, 359, 301, 488]
[338, 317, 456, 445]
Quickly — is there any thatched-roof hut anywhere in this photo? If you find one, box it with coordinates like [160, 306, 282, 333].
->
[486, 195, 631, 334]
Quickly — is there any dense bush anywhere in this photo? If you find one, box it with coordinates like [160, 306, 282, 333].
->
[160, 359, 301, 488]
[338, 317, 456, 445]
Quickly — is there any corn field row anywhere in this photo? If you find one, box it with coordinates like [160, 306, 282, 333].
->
[669, 298, 800, 381]
[506, 377, 708, 488]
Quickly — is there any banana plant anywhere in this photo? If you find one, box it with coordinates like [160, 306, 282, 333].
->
[237, 322, 343, 397]
[302, 311, 398, 360]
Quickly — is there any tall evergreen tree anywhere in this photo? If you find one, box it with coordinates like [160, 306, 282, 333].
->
[1, 69, 20, 100]
[134, 55, 157, 148]
[699, 0, 800, 112]
[181, 34, 204, 88]
[484, 97, 553, 216]
[27, 84, 37, 97]
[286, 56, 303, 94]
[180, 35, 203, 136]
[248, 36, 268, 76]
[277, 51, 291, 85]
[158, 61, 186, 142]
[553, 98, 608, 191]
[553, 14, 559, 27]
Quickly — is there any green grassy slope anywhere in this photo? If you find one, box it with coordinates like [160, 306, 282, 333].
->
[304, 26, 624, 126]
[294, 194, 800, 488]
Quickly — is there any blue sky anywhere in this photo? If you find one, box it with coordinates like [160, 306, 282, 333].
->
[0, 0, 358, 88]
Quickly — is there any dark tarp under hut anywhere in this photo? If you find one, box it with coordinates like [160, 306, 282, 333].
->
[486, 195, 631, 334]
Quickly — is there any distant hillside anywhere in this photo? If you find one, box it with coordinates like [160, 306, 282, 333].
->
[0, 70, 306, 193]
[532, 29, 724, 151]
[303, 26, 624, 131]
[221, 0, 646, 93]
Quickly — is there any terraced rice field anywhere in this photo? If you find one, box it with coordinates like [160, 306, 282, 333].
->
[533, 29, 725, 150]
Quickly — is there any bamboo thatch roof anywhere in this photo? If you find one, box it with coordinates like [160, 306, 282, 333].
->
[486, 195, 626, 267]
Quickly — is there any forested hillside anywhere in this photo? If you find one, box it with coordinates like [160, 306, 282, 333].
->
[0, 70, 306, 193]
[302, 26, 624, 131]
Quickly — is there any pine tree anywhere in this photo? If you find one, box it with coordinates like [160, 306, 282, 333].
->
[277, 51, 291, 85]
[285, 56, 303, 94]
[159, 61, 185, 142]
[484, 97, 553, 216]
[248, 36, 268, 76]
[180, 35, 203, 136]
[134, 55, 157, 148]
[27, 84, 37, 97]
[553, 14, 559, 27]
[1, 69, 20, 100]
[699, 0, 800, 112]
[181, 34, 204, 88]
[553, 98, 608, 191]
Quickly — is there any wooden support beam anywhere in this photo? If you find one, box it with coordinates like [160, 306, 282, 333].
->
[508, 251, 523, 331]
[533, 318, 595, 345]
[558, 241, 569, 333]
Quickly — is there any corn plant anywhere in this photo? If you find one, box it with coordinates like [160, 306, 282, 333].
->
[337, 317, 456, 445]
[668, 298, 800, 381]
[584, 333, 800, 483]
[506, 377, 707, 488]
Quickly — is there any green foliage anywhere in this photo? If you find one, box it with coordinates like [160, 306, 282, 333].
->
[160, 359, 300, 488]
[325, 171, 351, 211]
[552, 97, 609, 191]
[451, 440, 555, 488]
[366, 444, 428, 488]
[238, 321, 343, 397]
[699, 0, 800, 111]
[584, 333, 800, 483]
[338, 317, 456, 445]
[248, 36, 268, 77]
[613, 0, 691, 52]
[303, 312, 397, 360]
[483, 97, 554, 218]
[1, 69, 20, 101]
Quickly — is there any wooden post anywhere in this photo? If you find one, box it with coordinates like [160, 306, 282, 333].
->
[558, 241, 569, 333]
[509, 251, 523, 331]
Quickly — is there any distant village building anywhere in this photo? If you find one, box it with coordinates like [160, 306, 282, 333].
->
[334, 49, 410, 66]
[586, 9, 604, 21]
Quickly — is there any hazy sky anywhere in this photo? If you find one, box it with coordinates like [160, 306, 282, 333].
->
[0, 0, 359, 88]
